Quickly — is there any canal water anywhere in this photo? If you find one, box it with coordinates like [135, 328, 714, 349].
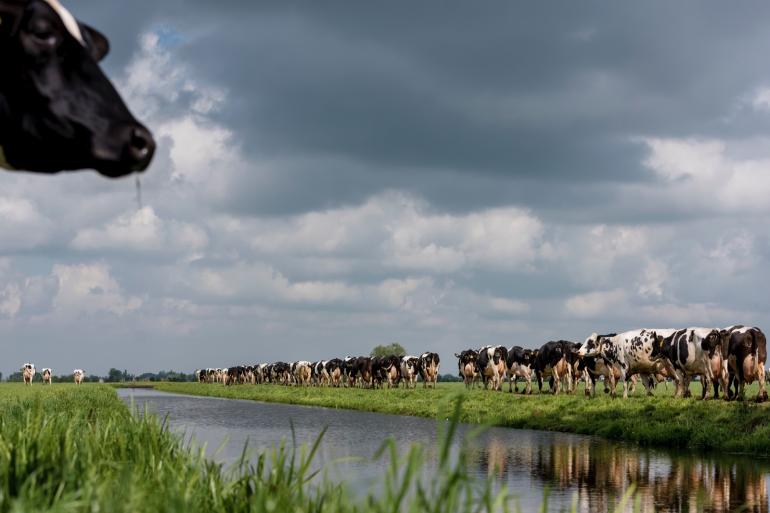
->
[118, 388, 770, 512]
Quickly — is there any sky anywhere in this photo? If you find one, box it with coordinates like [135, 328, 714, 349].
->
[3, 1, 770, 377]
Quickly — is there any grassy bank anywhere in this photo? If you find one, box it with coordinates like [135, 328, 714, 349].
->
[153, 382, 770, 455]
[2, 383, 629, 512]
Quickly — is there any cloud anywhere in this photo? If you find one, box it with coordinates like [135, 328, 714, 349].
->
[52, 263, 142, 317]
[71, 206, 208, 258]
[565, 289, 627, 319]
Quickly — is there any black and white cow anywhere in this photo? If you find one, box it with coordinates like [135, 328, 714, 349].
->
[21, 362, 35, 385]
[454, 349, 479, 389]
[293, 361, 312, 386]
[533, 341, 573, 395]
[271, 362, 291, 385]
[73, 368, 84, 385]
[373, 355, 401, 388]
[505, 346, 535, 394]
[401, 356, 420, 389]
[654, 328, 727, 399]
[580, 329, 664, 399]
[325, 359, 343, 387]
[477, 346, 508, 391]
[41, 367, 52, 384]
[418, 352, 440, 388]
[0, 0, 155, 176]
[723, 325, 767, 402]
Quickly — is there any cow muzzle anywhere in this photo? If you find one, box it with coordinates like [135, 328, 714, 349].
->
[93, 122, 156, 177]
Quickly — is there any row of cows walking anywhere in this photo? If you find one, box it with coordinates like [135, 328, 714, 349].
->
[459, 325, 767, 401]
[20, 364, 85, 385]
[196, 353, 441, 389]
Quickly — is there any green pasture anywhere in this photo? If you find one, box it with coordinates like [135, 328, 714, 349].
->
[154, 380, 770, 454]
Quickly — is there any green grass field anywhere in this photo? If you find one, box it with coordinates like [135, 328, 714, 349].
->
[153, 381, 770, 455]
[3, 383, 635, 513]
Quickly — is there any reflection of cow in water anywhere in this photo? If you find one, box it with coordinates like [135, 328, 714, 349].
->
[465, 431, 768, 513]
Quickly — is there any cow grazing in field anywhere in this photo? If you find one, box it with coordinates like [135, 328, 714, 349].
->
[401, 356, 420, 389]
[271, 362, 291, 385]
[506, 346, 535, 394]
[418, 352, 440, 388]
[41, 367, 52, 385]
[455, 349, 479, 389]
[477, 346, 508, 391]
[311, 361, 328, 386]
[73, 369, 84, 385]
[654, 328, 727, 399]
[372, 355, 401, 388]
[21, 363, 35, 385]
[723, 326, 768, 402]
[325, 359, 343, 387]
[293, 361, 312, 386]
[0, 0, 155, 176]
[577, 354, 622, 397]
[533, 341, 574, 395]
[580, 329, 665, 399]
[351, 357, 373, 388]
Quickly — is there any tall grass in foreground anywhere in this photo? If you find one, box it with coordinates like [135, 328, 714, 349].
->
[0, 384, 644, 513]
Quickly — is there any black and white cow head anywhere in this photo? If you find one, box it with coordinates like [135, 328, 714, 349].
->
[697, 329, 723, 358]
[0, 0, 155, 176]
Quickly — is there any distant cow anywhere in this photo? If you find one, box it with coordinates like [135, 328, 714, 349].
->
[506, 346, 535, 394]
[73, 369, 85, 385]
[41, 368, 52, 385]
[724, 326, 767, 402]
[325, 359, 343, 387]
[455, 349, 479, 389]
[21, 363, 35, 385]
[477, 346, 508, 391]
[418, 352, 440, 388]
[0, 0, 155, 176]
[373, 355, 402, 388]
[271, 362, 291, 385]
[293, 361, 312, 386]
[533, 341, 574, 395]
[401, 356, 420, 389]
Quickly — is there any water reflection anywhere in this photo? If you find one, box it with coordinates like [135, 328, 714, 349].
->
[119, 388, 769, 512]
[470, 435, 768, 512]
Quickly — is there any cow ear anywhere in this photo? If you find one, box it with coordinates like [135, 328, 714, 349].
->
[0, 1, 24, 38]
[79, 23, 109, 62]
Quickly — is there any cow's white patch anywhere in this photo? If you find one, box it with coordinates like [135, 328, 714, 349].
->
[43, 0, 84, 45]
[0, 146, 11, 170]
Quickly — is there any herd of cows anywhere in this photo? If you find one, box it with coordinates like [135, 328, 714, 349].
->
[196, 353, 442, 390]
[19, 364, 85, 385]
[197, 325, 768, 402]
[459, 325, 767, 401]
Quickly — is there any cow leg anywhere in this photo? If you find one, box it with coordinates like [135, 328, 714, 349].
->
[682, 375, 692, 398]
[551, 368, 560, 396]
[757, 363, 767, 403]
[620, 368, 629, 399]
[701, 375, 710, 400]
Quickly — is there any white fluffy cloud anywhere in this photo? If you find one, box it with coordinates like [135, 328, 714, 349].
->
[52, 263, 142, 317]
[71, 206, 207, 258]
[246, 192, 552, 274]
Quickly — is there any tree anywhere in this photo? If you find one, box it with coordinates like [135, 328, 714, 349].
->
[370, 343, 407, 358]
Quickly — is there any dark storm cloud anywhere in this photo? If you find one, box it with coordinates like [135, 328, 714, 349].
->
[68, 0, 770, 216]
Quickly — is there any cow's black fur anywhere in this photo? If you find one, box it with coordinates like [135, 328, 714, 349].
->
[0, 0, 155, 176]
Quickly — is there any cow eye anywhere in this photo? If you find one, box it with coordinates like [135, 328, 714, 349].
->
[28, 20, 58, 47]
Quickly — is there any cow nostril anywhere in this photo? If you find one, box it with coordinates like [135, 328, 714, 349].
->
[131, 129, 149, 153]
[123, 125, 156, 170]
